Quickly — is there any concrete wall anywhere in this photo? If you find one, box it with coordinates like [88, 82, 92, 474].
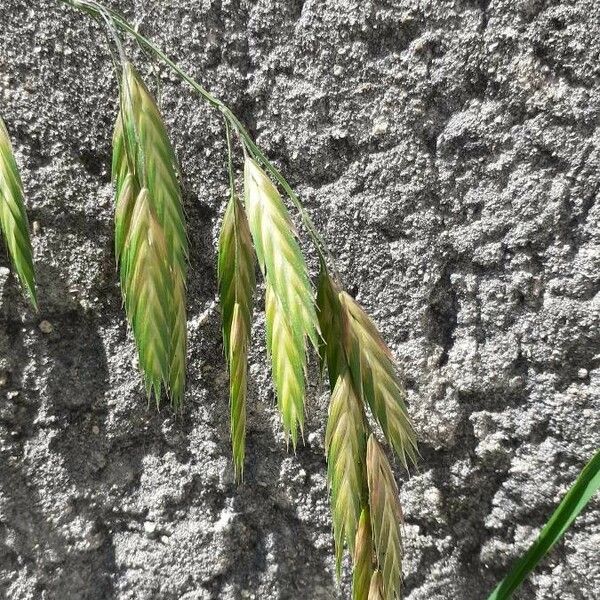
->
[0, 1, 598, 598]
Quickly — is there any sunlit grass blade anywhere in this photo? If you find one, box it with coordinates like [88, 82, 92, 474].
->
[119, 62, 188, 407]
[244, 156, 319, 445]
[0, 116, 37, 309]
[218, 195, 256, 480]
[487, 448, 600, 600]
[326, 368, 367, 574]
[353, 507, 375, 600]
[121, 188, 173, 402]
[341, 292, 417, 469]
[367, 434, 403, 600]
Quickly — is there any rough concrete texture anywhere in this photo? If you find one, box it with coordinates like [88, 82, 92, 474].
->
[0, 0, 599, 598]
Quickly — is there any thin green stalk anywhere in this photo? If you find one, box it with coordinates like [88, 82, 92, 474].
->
[487, 448, 600, 600]
[59, 0, 337, 276]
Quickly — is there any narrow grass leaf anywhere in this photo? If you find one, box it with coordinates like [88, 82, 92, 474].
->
[487, 448, 600, 600]
[0, 116, 36, 309]
[341, 292, 417, 469]
[218, 195, 256, 480]
[353, 507, 375, 600]
[244, 156, 319, 445]
[325, 368, 367, 574]
[367, 434, 404, 600]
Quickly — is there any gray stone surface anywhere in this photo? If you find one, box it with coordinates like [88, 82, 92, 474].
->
[1, 0, 599, 598]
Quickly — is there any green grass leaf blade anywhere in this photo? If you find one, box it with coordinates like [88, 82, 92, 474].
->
[0, 116, 37, 309]
[487, 448, 600, 600]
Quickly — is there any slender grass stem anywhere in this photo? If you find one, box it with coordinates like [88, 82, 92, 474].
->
[58, 0, 338, 277]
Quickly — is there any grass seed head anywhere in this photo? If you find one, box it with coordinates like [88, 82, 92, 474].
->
[122, 188, 174, 402]
[115, 62, 188, 408]
[353, 507, 375, 600]
[265, 283, 307, 447]
[367, 434, 404, 600]
[368, 571, 386, 600]
[0, 116, 37, 309]
[340, 291, 418, 469]
[218, 195, 256, 480]
[325, 367, 368, 574]
[244, 156, 320, 446]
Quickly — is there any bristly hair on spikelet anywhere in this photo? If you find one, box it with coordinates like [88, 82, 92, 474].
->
[0, 116, 36, 309]
[218, 193, 256, 481]
[243, 156, 320, 447]
[341, 292, 418, 469]
[115, 62, 188, 408]
[367, 434, 404, 600]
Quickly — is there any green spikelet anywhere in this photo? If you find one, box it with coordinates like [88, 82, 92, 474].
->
[243, 156, 319, 445]
[325, 368, 367, 574]
[0, 116, 36, 309]
[341, 292, 417, 468]
[367, 434, 404, 600]
[218, 195, 256, 480]
[353, 508, 375, 600]
[117, 62, 188, 407]
[121, 189, 174, 402]
[265, 283, 307, 446]
[112, 115, 137, 270]
[316, 267, 346, 388]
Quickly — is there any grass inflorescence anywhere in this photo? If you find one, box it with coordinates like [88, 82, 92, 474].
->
[0, 116, 37, 309]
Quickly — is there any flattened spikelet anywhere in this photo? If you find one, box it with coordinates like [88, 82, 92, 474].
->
[117, 63, 188, 407]
[218, 195, 256, 480]
[367, 435, 404, 600]
[325, 368, 367, 574]
[316, 268, 346, 388]
[341, 292, 417, 468]
[0, 116, 36, 308]
[244, 157, 319, 445]
[265, 284, 306, 446]
[112, 115, 138, 269]
[368, 571, 386, 600]
[353, 508, 375, 600]
[122, 189, 173, 401]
